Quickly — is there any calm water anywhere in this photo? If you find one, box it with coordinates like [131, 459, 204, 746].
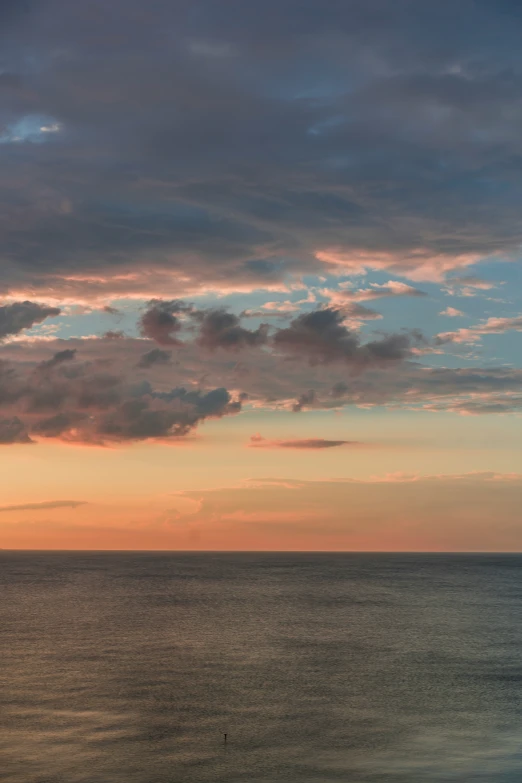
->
[2, 553, 522, 782]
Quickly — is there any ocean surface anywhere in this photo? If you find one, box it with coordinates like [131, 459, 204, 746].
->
[2, 553, 522, 782]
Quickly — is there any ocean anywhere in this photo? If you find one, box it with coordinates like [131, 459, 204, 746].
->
[1, 552, 522, 782]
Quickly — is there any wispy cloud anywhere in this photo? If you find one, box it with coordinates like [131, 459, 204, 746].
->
[248, 435, 359, 449]
[436, 315, 522, 344]
[0, 500, 87, 513]
[324, 281, 428, 305]
[443, 276, 500, 297]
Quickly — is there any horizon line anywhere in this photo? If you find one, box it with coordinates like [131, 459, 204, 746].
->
[1, 549, 522, 555]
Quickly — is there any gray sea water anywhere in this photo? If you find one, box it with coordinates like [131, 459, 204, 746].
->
[1, 552, 522, 782]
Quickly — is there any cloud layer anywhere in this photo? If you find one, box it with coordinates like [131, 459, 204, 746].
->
[1, 0, 522, 300]
[1, 324, 521, 451]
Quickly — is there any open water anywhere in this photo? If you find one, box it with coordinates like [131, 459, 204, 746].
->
[2, 552, 522, 782]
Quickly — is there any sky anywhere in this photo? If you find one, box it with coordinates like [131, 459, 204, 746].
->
[0, 0, 521, 550]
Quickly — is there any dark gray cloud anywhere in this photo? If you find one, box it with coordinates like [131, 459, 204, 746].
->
[0, 301, 60, 339]
[32, 412, 87, 437]
[195, 309, 269, 351]
[103, 330, 126, 340]
[331, 381, 349, 398]
[292, 389, 317, 413]
[139, 300, 191, 345]
[0, 0, 521, 298]
[98, 386, 241, 441]
[273, 308, 423, 367]
[137, 348, 171, 368]
[140, 299, 271, 351]
[0, 415, 31, 444]
[0, 345, 242, 443]
[37, 348, 76, 371]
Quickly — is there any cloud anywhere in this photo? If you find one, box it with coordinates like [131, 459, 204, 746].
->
[139, 300, 191, 345]
[325, 281, 428, 305]
[241, 309, 294, 319]
[0, 332, 521, 452]
[436, 314, 522, 344]
[273, 307, 424, 366]
[315, 250, 481, 283]
[97, 386, 241, 441]
[103, 330, 126, 340]
[0, 302, 60, 339]
[439, 307, 464, 317]
[249, 435, 357, 449]
[29, 385, 241, 443]
[443, 276, 499, 297]
[330, 381, 349, 398]
[425, 396, 522, 415]
[342, 303, 383, 322]
[2, 1, 522, 301]
[259, 301, 301, 312]
[32, 412, 87, 438]
[472, 315, 522, 334]
[0, 345, 243, 444]
[0, 416, 31, 444]
[195, 308, 269, 351]
[292, 389, 317, 413]
[137, 348, 171, 368]
[37, 348, 77, 371]
[0, 500, 87, 513]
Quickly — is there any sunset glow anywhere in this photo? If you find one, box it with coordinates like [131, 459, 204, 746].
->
[1, 0, 521, 551]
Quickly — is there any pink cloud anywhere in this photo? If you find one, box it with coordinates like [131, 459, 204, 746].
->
[439, 306, 464, 317]
[443, 276, 500, 297]
[315, 248, 481, 282]
[5, 271, 298, 306]
[260, 301, 300, 312]
[436, 314, 522, 344]
[324, 280, 427, 304]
